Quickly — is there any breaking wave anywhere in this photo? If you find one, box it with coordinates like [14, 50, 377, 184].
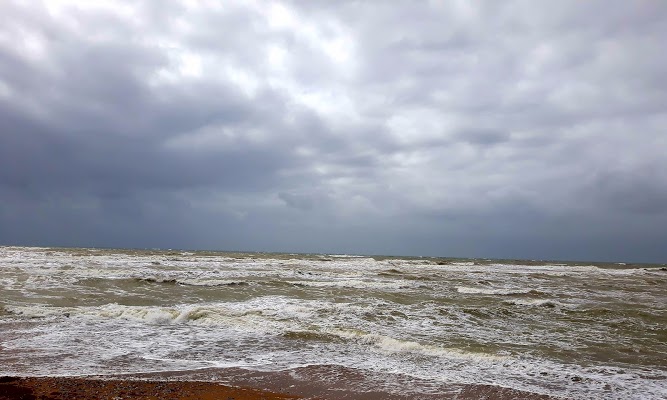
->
[456, 286, 545, 296]
[503, 299, 567, 308]
[324, 328, 508, 361]
[135, 277, 250, 287]
[290, 279, 413, 290]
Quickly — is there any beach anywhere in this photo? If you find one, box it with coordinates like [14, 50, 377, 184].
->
[0, 376, 297, 400]
[0, 374, 559, 399]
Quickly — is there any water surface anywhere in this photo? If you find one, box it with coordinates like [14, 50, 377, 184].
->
[1, 246, 665, 399]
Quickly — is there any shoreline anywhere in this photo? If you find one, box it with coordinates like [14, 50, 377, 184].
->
[0, 370, 563, 399]
[0, 376, 296, 400]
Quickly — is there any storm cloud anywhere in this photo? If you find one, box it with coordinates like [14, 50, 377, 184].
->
[1, 0, 666, 262]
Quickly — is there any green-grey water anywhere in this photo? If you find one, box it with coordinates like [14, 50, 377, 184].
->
[0, 246, 666, 398]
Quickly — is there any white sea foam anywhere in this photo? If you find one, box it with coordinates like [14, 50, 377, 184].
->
[97, 304, 181, 324]
[4, 305, 64, 318]
[504, 299, 567, 308]
[4, 297, 330, 332]
[292, 279, 413, 290]
[326, 328, 508, 361]
[455, 286, 538, 295]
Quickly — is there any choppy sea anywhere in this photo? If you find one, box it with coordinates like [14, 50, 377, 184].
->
[0, 246, 665, 399]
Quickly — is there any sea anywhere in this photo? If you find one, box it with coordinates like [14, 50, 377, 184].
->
[0, 246, 665, 399]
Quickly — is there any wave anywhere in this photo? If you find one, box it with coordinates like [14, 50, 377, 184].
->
[428, 261, 660, 277]
[378, 268, 405, 276]
[3, 303, 278, 331]
[563, 307, 667, 323]
[290, 279, 412, 290]
[135, 277, 250, 287]
[135, 277, 178, 284]
[4, 304, 184, 324]
[377, 269, 433, 282]
[324, 328, 507, 361]
[3, 305, 67, 319]
[282, 330, 343, 342]
[0, 305, 12, 317]
[3, 297, 323, 328]
[503, 299, 566, 308]
[456, 286, 545, 296]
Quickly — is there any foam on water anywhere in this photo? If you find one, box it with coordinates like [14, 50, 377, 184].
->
[323, 328, 509, 361]
[455, 286, 544, 296]
[1, 246, 667, 399]
[503, 298, 568, 308]
[292, 279, 414, 290]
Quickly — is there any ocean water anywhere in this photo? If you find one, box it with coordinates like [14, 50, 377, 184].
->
[0, 246, 665, 399]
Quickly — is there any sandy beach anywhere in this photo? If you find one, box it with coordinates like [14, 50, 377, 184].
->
[0, 375, 560, 399]
[0, 376, 296, 400]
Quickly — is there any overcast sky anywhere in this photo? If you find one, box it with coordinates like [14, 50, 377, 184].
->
[1, 1, 666, 262]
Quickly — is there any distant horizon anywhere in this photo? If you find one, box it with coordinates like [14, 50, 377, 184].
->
[3, 241, 665, 266]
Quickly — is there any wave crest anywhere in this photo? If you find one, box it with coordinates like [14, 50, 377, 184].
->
[456, 286, 544, 296]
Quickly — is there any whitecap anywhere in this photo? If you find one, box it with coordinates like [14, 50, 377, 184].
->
[324, 328, 508, 361]
[504, 299, 566, 308]
[456, 286, 540, 296]
[291, 279, 412, 290]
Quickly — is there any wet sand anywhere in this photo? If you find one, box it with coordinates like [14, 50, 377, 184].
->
[0, 376, 297, 399]
[0, 375, 561, 399]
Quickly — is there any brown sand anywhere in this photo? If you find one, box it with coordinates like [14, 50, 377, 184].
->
[0, 375, 562, 400]
[116, 366, 563, 399]
[0, 376, 299, 400]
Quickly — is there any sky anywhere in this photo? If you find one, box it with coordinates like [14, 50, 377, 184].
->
[1, 0, 666, 263]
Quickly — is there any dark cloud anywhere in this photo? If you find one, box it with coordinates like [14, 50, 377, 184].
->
[457, 129, 511, 146]
[591, 167, 667, 215]
[0, 0, 666, 262]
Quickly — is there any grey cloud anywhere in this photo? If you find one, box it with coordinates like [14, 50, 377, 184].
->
[592, 168, 667, 215]
[279, 192, 317, 211]
[456, 130, 511, 146]
[0, 0, 666, 262]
